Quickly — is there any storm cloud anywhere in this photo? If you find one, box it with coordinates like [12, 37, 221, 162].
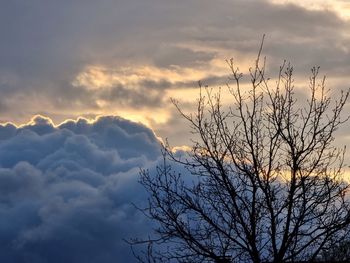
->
[0, 115, 163, 262]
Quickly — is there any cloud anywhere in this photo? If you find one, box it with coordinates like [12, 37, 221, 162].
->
[0, 1, 349, 260]
[0, 0, 349, 128]
[0, 115, 163, 262]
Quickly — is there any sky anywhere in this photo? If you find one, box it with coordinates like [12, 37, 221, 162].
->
[0, 0, 350, 262]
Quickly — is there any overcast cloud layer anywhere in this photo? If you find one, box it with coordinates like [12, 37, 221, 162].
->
[0, 115, 162, 262]
[0, 0, 349, 145]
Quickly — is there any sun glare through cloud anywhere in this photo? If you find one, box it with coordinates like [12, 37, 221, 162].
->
[269, 0, 350, 19]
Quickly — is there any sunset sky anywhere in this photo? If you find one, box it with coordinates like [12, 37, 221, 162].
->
[1, 0, 349, 144]
[1, 0, 350, 262]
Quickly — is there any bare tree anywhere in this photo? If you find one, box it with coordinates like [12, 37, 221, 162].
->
[132, 39, 350, 263]
[320, 239, 350, 262]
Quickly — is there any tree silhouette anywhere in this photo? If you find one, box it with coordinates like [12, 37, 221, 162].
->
[320, 239, 350, 262]
[132, 39, 350, 263]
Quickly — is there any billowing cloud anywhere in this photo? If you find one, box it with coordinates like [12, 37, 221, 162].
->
[0, 115, 163, 262]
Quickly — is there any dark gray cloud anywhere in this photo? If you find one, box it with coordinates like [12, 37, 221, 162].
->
[0, 115, 163, 262]
[96, 84, 167, 108]
[153, 46, 216, 68]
